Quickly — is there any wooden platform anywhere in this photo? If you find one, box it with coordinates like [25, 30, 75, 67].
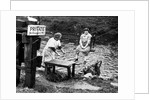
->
[44, 59, 76, 78]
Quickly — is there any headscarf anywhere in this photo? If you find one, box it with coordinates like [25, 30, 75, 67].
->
[54, 32, 62, 39]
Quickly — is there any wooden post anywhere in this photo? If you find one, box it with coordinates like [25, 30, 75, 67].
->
[24, 36, 39, 88]
[53, 65, 55, 74]
[31, 36, 38, 87]
[67, 67, 71, 79]
[16, 40, 21, 86]
[45, 63, 48, 76]
[24, 37, 33, 88]
[72, 64, 75, 77]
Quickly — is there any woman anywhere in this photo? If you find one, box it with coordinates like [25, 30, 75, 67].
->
[76, 28, 92, 64]
[41, 32, 65, 67]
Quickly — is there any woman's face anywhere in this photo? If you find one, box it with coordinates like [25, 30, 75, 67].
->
[54, 36, 61, 41]
[84, 31, 89, 35]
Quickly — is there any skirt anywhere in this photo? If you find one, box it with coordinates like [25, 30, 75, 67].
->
[41, 48, 55, 66]
[76, 45, 90, 56]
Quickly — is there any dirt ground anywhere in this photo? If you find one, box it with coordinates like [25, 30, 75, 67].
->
[16, 42, 118, 93]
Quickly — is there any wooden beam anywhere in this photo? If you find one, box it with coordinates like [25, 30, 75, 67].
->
[30, 36, 38, 87]
[24, 37, 33, 88]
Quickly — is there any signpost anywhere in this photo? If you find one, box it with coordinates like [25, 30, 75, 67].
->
[27, 25, 46, 36]
[24, 25, 46, 88]
[16, 16, 47, 88]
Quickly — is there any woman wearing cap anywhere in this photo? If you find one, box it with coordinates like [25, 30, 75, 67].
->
[41, 32, 65, 66]
[76, 28, 92, 64]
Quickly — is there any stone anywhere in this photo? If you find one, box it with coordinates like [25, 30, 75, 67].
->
[110, 82, 118, 87]
[83, 73, 93, 78]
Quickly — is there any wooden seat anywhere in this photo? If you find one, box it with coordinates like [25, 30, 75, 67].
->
[44, 59, 76, 78]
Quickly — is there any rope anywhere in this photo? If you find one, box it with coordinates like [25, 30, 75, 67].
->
[16, 38, 40, 47]
[16, 42, 21, 48]
[24, 56, 38, 62]
[17, 38, 41, 62]
[32, 39, 40, 44]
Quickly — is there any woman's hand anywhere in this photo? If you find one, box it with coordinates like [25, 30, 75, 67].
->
[63, 51, 65, 55]
[60, 49, 65, 54]
[55, 51, 61, 56]
[57, 53, 61, 56]
[81, 45, 87, 49]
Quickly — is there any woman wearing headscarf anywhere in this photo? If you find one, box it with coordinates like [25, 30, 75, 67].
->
[41, 32, 65, 66]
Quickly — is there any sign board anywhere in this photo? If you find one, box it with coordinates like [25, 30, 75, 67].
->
[27, 25, 46, 36]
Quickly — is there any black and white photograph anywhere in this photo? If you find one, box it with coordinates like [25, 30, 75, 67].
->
[16, 16, 118, 93]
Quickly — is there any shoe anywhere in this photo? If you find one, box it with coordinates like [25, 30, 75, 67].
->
[78, 70, 84, 74]
[41, 65, 45, 68]
[74, 55, 78, 62]
[37, 67, 45, 71]
[83, 61, 87, 65]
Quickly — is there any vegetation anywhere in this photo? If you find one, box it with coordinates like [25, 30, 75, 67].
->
[32, 16, 118, 45]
